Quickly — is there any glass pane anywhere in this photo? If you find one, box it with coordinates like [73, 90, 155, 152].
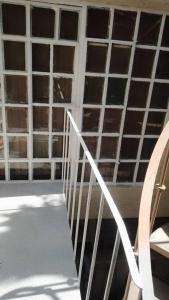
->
[117, 163, 135, 182]
[60, 10, 79, 41]
[0, 163, 5, 180]
[106, 78, 127, 105]
[112, 10, 136, 41]
[4, 41, 25, 71]
[52, 108, 64, 132]
[145, 112, 165, 135]
[136, 162, 148, 182]
[33, 163, 51, 180]
[9, 136, 27, 158]
[2, 4, 26, 35]
[162, 16, 169, 47]
[109, 44, 131, 74]
[52, 136, 63, 157]
[84, 77, 104, 104]
[78, 163, 91, 182]
[150, 83, 169, 109]
[5, 75, 27, 104]
[32, 44, 50, 72]
[132, 49, 155, 78]
[53, 78, 72, 103]
[123, 110, 144, 135]
[86, 43, 108, 73]
[82, 108, 100, 132]
[100, 137, 118, 158]
[10, 162, 28, 180]
[127, 81, 149, 108]
[137, 13, 162, 45]
[80, 136, 98, 159]
[156, 51, 169, 79]
[33, 107, 49, 131]
[53, 46, 74, 73]
[103, 108, 122, 133]
[87, 8, 109, 38]
[98, 162, 115, 181]
[0, 136, 4, 159]
[33, 76, 49, 103]
[6, 108, 28, 133]
[33, 135, 48, 158]
[0, 109, 3, 132]
[55, 163, 62, 180]
[32, 7, 55, 38]
[120, 138, 139, 159]
[141, 138, 157, 159]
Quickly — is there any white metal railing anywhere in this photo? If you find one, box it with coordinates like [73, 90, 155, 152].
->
[63, 109, 144, 300]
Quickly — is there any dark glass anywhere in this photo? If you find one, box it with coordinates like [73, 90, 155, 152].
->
[60, 10, 79, 40]
[78, 163, 91, 182]
[84, 77, 104, 104]
[87, 8, 109, 38]
[5, 75, 27, 104]
[10, 162, 28, 180]
[86, 43, 108, 73]
[150, 83, 169, 109]
[33, 163, 51, 180]
[136, 162, 148, 182]
[0, 136, 4, 159]
[117, 163, 135, 182]
[6, 108, 28, 133]
[162, 16, 169, 47]
[145, 112, 165, 135]
[106, 78, 127, 105]
[33, 107, 49, 131]
[112, 10, 136, 41]
[33, 135, 48, 158]
[103, 108, 122, 133]
[82, 109, 100, 132]
[127, 81, 149, 108]
[100, 137, 118, 159]
[52, 108, 64, 132]
[80, 136, 98, 158]
[32, 44, 50, 72]
[137, 13, 162, 45]
[98, 162, 115, 181]
[156, 51, 169, 79]
[0, 163, 5, 180]
[123, 110, 144, 134]
[55, 163, 62, 180]
[109, 45, 131, 74]
[53, 46, 74, 73]
[2, 4, 26, 35]
[9, 136, 27, 158]
[53, 78, 72, 103]
[33, 76, 49, 103]
[120, 138, 139, 159]
[132, 48, 155, 78]
[141, 138, 157, 159]
[52, 136, 63, 157]
[4, 41, 25, 70]
[32, 7, 55, 38]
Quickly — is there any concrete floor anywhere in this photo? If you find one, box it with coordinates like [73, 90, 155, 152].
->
[0, 183, 81, 300]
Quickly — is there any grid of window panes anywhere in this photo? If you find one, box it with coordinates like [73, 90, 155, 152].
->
[0, 2, 79, 181]
[81, 7, 169, 184]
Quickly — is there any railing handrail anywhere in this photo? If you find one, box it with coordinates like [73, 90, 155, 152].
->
[67, 110, 142, 289]
[138, 121, 169, 300]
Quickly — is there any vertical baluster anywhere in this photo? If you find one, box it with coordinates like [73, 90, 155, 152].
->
[65, 119, 70, 207]
[103, 229, 120, 300]
[63, 112, 69, 194]
[78, 169, 95, 283]
[85, 192, 104, 300]
[73, 152, 86, 256]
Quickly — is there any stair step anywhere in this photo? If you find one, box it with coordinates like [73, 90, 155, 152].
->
[150, 223, 169, 258]
[154, 277, 169, 300]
